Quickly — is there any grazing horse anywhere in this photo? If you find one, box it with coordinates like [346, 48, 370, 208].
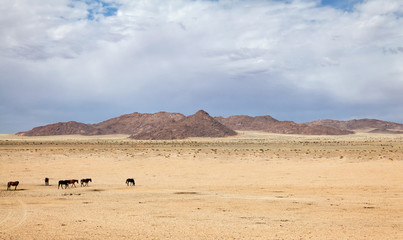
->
[126, 178, 135, 186]
[58, 180, 69, 189]
[80, 178, 92, 187]
[7, 181, 19, 190]
[67, 179, 79, 188]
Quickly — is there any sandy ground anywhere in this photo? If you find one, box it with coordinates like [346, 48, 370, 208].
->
[0, 131, 402, 239]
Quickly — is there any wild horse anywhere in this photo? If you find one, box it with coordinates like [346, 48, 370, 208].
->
[58, 180, 69, 189]
[126, 178, 135, 186]
[80, 178, 92, 187]
[67, 179, 79, 187]
[7, 181, 19, 190]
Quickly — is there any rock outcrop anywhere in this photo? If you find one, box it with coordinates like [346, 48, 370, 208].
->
[130, 110, 237, 140]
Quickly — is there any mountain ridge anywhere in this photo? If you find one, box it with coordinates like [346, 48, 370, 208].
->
[130, 110, 237, 140]
[16, 111, 403, 138]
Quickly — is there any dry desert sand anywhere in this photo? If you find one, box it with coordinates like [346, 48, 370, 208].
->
[0, 131, 402, 239]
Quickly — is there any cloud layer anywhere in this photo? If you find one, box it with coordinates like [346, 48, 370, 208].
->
[1, 0, 402, 133]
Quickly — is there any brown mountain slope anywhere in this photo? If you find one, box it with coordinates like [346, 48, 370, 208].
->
[17, 112, 186, 136]
[215, 115, 279, 131]
[130, 110, 237, 140]
[93, 112, 185, 135]
[16, 121, 101, 136]
[369, 128, 403, 134]
[17, 111, 402, 137]
[216, 116, 353, 135]
[265, 121, 353, 135]
[305, 119, 403, 131]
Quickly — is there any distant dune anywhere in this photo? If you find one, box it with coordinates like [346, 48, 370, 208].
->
[17, 110, 403, 138]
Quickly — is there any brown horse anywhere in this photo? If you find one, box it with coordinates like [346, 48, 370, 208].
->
[80, 178, 92, 187]
[7, 181, 19, 190]
[67, 179, 79, 188]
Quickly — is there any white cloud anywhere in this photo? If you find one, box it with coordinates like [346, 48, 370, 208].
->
[1, 0, 403, 132]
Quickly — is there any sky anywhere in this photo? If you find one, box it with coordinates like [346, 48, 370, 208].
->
[1, 0, 402, 133]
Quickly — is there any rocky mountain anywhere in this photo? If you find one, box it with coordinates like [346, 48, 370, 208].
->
[92, 112, 185, 135]
[368, 128, 403, 134]
[215, 115, 353, 135]
[16, 110, 403, 137]
[130, 110, 237, 140]
[305, 119, 403, 131]
[214, 115, 279, 131]
[17, 121, 101, 136]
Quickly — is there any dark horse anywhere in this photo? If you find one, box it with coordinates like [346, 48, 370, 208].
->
[7, 181, 19, 190]
[58, 180, 69, 189]
[80, 178, 92, 187]
[126, 178, 135, 186]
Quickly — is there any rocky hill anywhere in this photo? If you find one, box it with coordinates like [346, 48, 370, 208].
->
[214, 115, 279, 131]
[130, 110, 237, 140]
[215, 115, 353, 135]
[92, 112, 185, 135]
[17, 110, 403, 137]
[368, 128, 403, 134]
[17, 121, 101, 136]
[305, 119, 403, 131]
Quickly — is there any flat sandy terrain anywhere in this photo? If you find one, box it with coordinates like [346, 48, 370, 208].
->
[0, 132, 402, 239]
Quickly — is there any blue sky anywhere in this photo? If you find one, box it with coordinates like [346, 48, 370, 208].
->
[0, 0, 402, 133]
[320, 0, 363, 11]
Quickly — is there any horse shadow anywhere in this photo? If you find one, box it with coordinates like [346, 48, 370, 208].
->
[2, 188, 27, 192]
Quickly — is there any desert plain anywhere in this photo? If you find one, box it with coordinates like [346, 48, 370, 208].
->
[0, 131, 402, 239]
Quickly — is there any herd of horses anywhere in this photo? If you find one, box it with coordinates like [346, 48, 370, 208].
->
[6, 178, 135, 190]
[57, 178, 93, 189]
